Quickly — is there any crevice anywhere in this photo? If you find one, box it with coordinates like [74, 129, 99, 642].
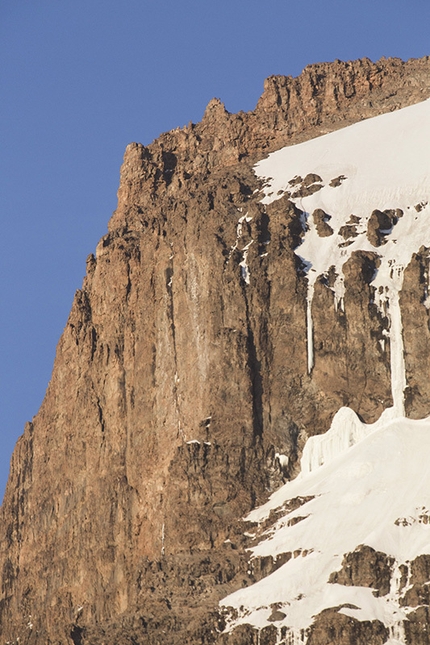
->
[165, 264, 181, 435]
[161, 150, 177, 187]
[243, 294, 264, 441]
[96, 397, 105, 434]
[125, 262, 132, 300]
[70, 625, 84, 645]
[257, 208, 271, 256]
[90, 327, 97, 361]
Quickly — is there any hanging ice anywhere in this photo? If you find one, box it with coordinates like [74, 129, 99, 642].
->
[254, 98, 430, 409]
[220, 98, 430, 644]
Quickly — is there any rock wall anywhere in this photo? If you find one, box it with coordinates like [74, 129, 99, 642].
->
[1, 56, 430, 644]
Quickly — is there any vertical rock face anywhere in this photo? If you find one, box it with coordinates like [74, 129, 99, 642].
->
[1, 56, 430, 645]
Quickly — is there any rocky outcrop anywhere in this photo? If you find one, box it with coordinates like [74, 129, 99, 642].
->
[401, 247, 430, 418]
[1, 56, 430, 645]
[307, 610, 388, 645]
[329, 545, 394, 597]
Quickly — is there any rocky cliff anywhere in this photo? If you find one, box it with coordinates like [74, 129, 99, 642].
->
[1, 56, 430, 645]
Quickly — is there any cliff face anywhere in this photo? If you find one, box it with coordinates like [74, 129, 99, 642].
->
[1, 56, 430, 645]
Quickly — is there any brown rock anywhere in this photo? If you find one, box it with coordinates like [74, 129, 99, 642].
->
[329, 175, 347, 188]
[1, 56, 430, 644]
[411, 555, 430, 585]
[307, 608, 388, 645]
[329, 544, 394, 596]
[404, 606, 430, 645]
[311, 250, 391, 424]
[313, 209, 334, 237]
[367, 208, 402, 246]
[401, 249, 430, 418]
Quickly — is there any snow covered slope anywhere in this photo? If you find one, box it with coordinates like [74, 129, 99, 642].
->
[255, 97, 430, 412]
[221, 413, 430, 643]
[220, 99, 430, 644]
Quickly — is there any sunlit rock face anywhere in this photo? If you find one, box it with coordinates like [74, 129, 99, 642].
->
[221, 82, 430, 645]
[1, 56, 430, 645]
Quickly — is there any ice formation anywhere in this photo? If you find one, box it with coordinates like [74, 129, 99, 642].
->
[255, 97, 430, 413]
[221, 415, 430, 641]
[220, 99, 430, 643]
[229, 213, 253, 285]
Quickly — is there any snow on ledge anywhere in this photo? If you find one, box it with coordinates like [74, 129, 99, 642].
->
[300, 405, 398, 476]
[221, 412, 430, 639]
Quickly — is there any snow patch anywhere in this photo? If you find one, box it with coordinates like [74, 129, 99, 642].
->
[275, 452, 289, 470]
[221, 414, 430, 636]
[228, 214, 254, 285]
[220, 101, 430, 642]
[254, 98, 430, 410]
[300, 405, 397, 476]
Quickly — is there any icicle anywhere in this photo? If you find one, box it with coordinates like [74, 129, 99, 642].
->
[306, 282, 315, 374]
[333, 273, 345, 313]
[239, 241, 254, 285]
[388, 288, 406, 416]
[386, 562, 407, 644]
[284, 628, 306, 645]
[374, 262, 406, 416]
[300, 406, 372, 475]
[428, 255, 430, 308]
[425, 255, 430, 309]
[161, 522, 165, 556]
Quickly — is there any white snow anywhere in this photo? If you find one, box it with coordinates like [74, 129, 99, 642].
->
[239, 244, 253, 285]
[254, 98, 430, 409]
[275, 452, 289, 469]
[299, 405, 397, 476]
[255, 99, 430, 214]
[228, 214, 254, 284]
[221, 413, 430, 636]
[220, 99, 430, 643]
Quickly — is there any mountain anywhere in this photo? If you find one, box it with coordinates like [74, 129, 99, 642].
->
[1, 56, 430, 645]
[221, 97, 430, 645]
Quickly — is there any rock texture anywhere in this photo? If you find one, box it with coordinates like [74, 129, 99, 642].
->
[328, 545, 394, 597]
[1, 56, 430, 645]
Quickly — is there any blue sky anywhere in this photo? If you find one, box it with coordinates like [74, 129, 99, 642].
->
[1, 0, 429, 498]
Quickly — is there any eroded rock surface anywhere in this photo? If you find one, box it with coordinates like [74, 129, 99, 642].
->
[1, 56, 430, 644]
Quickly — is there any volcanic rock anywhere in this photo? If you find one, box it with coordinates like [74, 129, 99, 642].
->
[1, 55, 430, 645]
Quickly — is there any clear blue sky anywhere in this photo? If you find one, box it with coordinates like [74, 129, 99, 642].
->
[1, 0, 429, 499]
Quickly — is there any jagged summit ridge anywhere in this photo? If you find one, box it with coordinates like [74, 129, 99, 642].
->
[112, 56, 430, 231]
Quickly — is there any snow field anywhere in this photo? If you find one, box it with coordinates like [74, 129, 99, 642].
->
[220, 99, 430, 643]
